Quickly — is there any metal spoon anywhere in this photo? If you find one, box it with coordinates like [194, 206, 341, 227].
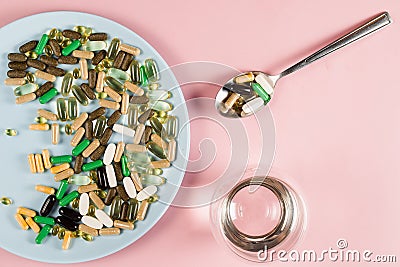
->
[216, 12, 392, 118]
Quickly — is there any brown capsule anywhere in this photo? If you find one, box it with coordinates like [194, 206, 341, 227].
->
[58, 56, 78, 65]
[90, 145, 106, 161]
[78, 184, 98, 194]
[27, 59, 46, 71]
[8, 61, 28, 70]
[99, 127, 113, 146]
[92, 50, 106, 66]
[46, 66, 66, 77]
[130, 95, 149, 104]
[141, 125, 152, 145]
[107, 110, 121, 127]
[19, 40, 38, 53]
[88, 69, 97, 89]
[80, 83, 96, 100]
[104, 188, 117, 206]
[40, 55, 58, 66]
[49, 39, 61, 57]
[151, 159, 170, 169]
[35, 82, 53, 97]
[7, 70, 26, 78]
[54, 168, 74, 182]
[84, 120, 93, 140]
[116, 185, 130, 202]
[114, 162, 124, 182]
[89, 33, 108, 41]
[88, 107, 106, 121]
[120, 202, 129, 221]
[62, 30, 81, 40]
[120, 54, 133, 71]
[113, 51, 125, 69]
[138, 109, 154, 124]
[8, 53, 27, 62]
[74, 155, 84, 174]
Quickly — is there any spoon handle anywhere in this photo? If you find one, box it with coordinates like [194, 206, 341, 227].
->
[279, 12, 391, 78]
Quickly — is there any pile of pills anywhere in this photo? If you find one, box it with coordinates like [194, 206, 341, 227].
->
[5, 26, 178, 250]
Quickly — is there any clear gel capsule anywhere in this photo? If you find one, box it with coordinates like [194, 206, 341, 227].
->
[107, 38, 120, 60]
[163, 116, 178, 140]
[127, 104, 139, 129]
[57, 98, 68, 122]
[93, 116, 106, 139]
[144, 59, 159, 82]
[130, 60, 141, 84]
[72, 85, 89, 106]
[140, 174, 166, 186]
[83, 41, 107, 51]
[107, 68, 130, 82]
[14, 83, 38, 96]
[105, 76, 124, 93]
[149, 100, 173, 112]
[61, 73, 73, 96]
[68, 175, 91, 186]
[146, 90, 171, 101]
[68, 97, 78, 120]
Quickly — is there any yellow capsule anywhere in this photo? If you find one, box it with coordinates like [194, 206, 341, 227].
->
[29, 123, 50, 131]
[73, 26, 92, 37]
[158, 111, 168, 118]
[95, 92, 108, 99]
[15, 214, 29, 230]
[72, 68, 81, 79]
[51, 225, 60, 236]
[102, 58, 113, 69]
[88, 205, 96, 216]
[44, 45, 53, 56]
[61, 39, 72, 48]
[26, 72, 35, 83]
[35, 185, 55, 195]
[89, 170, 98, 183]
[35, 154, 44, 173]
[71, 230, 82, 238]
[64, 124, 73, 135]
[26, 217, 40, 233]
[28, 154, 37, 173]
[148, 194, 159, 203]
[82, 233, 94, 242]
[1, 197, 12, 205]
[42, 149, 52, 169]
[56, 32, 64, 44]
[35, 116, 47, 124]
[4, 128, 17, 136]
[58, 228, 65, 239]
[17, 207, 36, 217]
[71, 198, 80, 209]
[157, 116, 168, 124]
[25, 50, 38, 59]
[48, 28, 59, 39]
[94, 63, 105, 72]
[50, 163, 70, 174]
[97, 190, 107, 199]
[80, 35, 89, 45]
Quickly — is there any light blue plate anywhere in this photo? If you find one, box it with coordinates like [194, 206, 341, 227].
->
[0, 11, 189, 263]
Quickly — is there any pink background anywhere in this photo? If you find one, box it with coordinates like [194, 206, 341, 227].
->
[1, 0, 400, 266]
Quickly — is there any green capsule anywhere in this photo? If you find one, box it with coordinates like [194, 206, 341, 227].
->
[62, 40, 81, 56]
[73, 26, 92, 37]
[68, 175, 91, 185]
[146, 141, 166, 159]
[51, 225, 60, 236]
[34, 216, 55, 226]
[14, 83, 38, 96]
[110, 196, 122, 220]
[148, 194, 159, 203]
[83, 41, 107, 51]
[146, 90, 171, 101]
[68, 97, 78, 120]
[140, 65, 148, 86]
[35, 224, 52, 244]
[48, 28, 59, 39]
[39, 88, 58, 104]
[93, 116, 106, 138]
[72, 68, 81, 79]
[1, 197, 12, 205]
[104, 76, 124, 93]
[88, 204, 96, 217]
[72, 139, 90, 156]
[141, 174, 166, 186]
[64, 124, 73, 135]
[127, 198, 138, 221]
[35, 34, 49, 55]
[35, 116, 47, 124]
[58, 228, 65, 239]
[107, 38, 120, 60]
[130, 60, 141, 84]
[163, 116, 178, 140]
[56, 98, 68, 122]
[127, 104, 138, 128]
[145, 59, 159, 82]
[61, 73, 73, 96]
[71, 85, 89, 106]
[252, 82, 271, 103]
[107, 68, 130, 82]
[82, 160, 103, 172]
[59, 191, 79, 207]
[149, 100, 173, 112]
[121, 155, 130, 177]
[26, 72, 36, 83]
[82, 233, 94, 242]
[4, 128, 17, 136]
[56, 180, 69, 200]
[150, 117, 163, 136]
[50, 155, 73, 164]
[71, 198, 79, 209]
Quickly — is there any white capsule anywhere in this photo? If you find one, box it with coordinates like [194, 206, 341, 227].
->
[103, 143, 116, 165]
[242, 97, 265, 114]
[82, 215, 103, 229]
[79, 193, 89, 216]
[123, 177, 137, 198]
[255, 73, 274, 95]
[106, 164, 117, 188]
[112, 123, 135, 137]
[95, 209, 113, 227]
[137, 185, 158, 201]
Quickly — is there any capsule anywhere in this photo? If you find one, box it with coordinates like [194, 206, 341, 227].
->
[50, 163, 69, 174]
[79, 58, 88, 80]
[34, 215, 55, 226]
[62, 230, 72, 250]
[14, 83, 38, 96]
[4, 77, 26, 86]
[104, 86, 122, 102]
[35, 225, 52, 244]
[112, 124, 135, 137]
[89, 191, 105, 210]
[141, 174, 166, 186]
[151, 133, 167, 150]
[38, 109, 58, 121]
[144, 59, 159, 82]
[150, 117, 163, 136]
[150, 159, 170, 169]
[121, 92, 129, 115]
[107, 68, 130, 82]
[96, 71, 105, 92]
[146, 90, 171, 101]
[28, 154, 37, 173]
[92, 116, 106, 139]
[35, 34, 49, 55]
[130, 171, 143, 191]
[119, 43, 140, 56]
[103, 143, 116, 165]
[79, 193, 89, 216]
[62, 40, 81, 56]
[123, 177, 137, 198]
[38, 88, 58, 104]
[99, 99, 120, 110]
[57, 98, 68, 122]
[83, 41, 107, 51]
[79, 224, 98, 237]
[120, 202, 129, 221]
[64, 124, 73, 135]
[164, 116, 178, 140]
[114, 220, 134, 230]
[72, 112, 88, 131]
[16, 92, 36, 104]
[51, 123, 59, 145]
[35, 185, 55, 195]
[71, 127, 85, 147]
[136, 200, 149, 221]
[72, 139, 90, 156]
[82, 215, 103, 230]
[167, 139, 177, 162]
[77, 183, 98, 194]
[97, 166, 109, 190]
[127, 104, 139, 128]
[67, 97, 78, 120]
[129, 60, 141, 84]
[127, 198, 139, 221]
[26, 216, 41, 233]
[114, 142, 125, 162]
[40, 194, 57, 216]
[124, 81, 144, 96]
[15, 214, 29, 230]
[59, 191, 79, 207]
[69, 175, 91, 186]
[51, 155, 73, 164]
[82, 160, 103, 172]
[60, 73, 73, 96]
[72, 85, 89, 106]
[110, 196, 123, 220]
[29, 123, 50, 131]
[105, 76, 124, 93]
[106, 164, 118, 188]
[104, 187, 117, 206]
[95, 209, 113, 227]
[149, 100, 172, 112]
[55, 179, 69, 200]
[59, 207, 82, 222]
[35, 154, 45, 173]
[82, 139, 100, 158]
[241, 97, 265, 115]
[140, 65, 148, 86]
[54, 168, 75, 182]
[56, 216, 79, 232]
[17, 207, 36, 217]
